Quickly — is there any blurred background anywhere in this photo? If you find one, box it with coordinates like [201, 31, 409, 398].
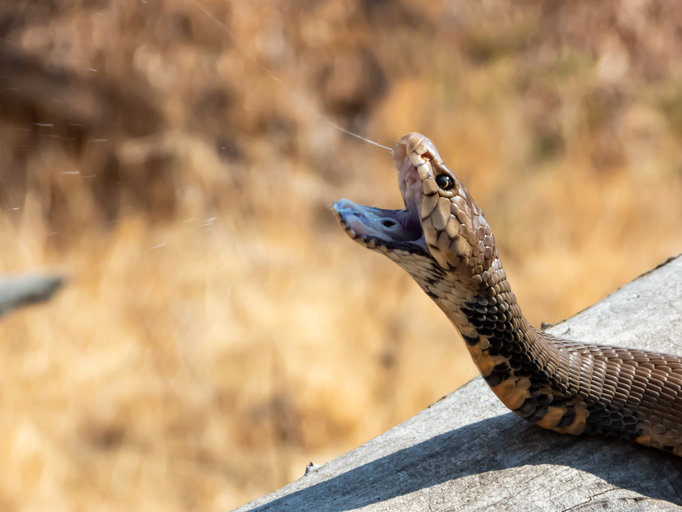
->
[1, 0, 682, 510]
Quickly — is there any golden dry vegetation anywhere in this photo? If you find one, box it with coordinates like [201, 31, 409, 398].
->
[1, 0, 682, 510]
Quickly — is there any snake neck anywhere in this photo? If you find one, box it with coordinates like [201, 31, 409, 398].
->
[390, 249, 585, 430]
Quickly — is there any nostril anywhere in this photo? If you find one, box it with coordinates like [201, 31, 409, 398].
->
[381, 219, 397, 228]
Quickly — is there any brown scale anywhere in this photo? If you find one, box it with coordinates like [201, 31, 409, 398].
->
[333, 133, 682, 456]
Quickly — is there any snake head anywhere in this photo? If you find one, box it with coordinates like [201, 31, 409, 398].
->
[334, 133, 497, 276]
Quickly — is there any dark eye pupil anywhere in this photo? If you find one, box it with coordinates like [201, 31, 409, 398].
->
[436, 175, 453, 190]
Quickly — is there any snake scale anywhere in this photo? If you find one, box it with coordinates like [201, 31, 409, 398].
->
[333, 133, 682, 456]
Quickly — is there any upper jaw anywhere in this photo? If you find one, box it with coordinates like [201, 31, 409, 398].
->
[394, 133, 442, 218]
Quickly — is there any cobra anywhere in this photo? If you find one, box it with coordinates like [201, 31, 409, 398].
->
[333, 133, 682, 455]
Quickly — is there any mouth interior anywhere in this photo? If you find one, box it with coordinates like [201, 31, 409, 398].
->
[333, 161, 426, 249]
[333, 200, 424, 245]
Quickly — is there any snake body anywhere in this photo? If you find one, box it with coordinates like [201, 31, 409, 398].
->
[334, 133, 682, 456]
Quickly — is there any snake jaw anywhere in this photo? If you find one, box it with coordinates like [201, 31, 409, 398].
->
[394, 133, 441, 217]
[332, 199, 427, 253]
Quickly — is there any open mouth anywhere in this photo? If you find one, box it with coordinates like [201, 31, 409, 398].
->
[333, 133, 447, 255]
[332, 199, 426, 250]
[333, 145, 430, 252]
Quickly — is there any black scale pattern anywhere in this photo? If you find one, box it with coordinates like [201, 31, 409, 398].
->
[461, 295, 643, 441]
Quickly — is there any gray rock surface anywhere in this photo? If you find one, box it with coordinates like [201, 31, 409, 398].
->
[235, 254, 682, 512]
[0, 273, 66, 317]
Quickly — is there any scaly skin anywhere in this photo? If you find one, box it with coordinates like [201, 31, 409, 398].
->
[334, 133, 682, 455]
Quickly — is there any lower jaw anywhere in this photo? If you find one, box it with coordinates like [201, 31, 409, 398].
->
[332, 199, 425, 249]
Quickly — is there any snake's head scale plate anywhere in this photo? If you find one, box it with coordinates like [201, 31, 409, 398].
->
[334, 133, 497, 279]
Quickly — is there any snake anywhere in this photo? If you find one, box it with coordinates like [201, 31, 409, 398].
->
[333, 132, 682, 456]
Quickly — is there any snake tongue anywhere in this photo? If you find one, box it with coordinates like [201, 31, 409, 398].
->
[332, 199, 426, 251]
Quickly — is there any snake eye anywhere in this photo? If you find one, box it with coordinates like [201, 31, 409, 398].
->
[435, 174, 455, 191]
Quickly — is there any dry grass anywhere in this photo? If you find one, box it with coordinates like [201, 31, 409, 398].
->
[1, 1, 682, 510]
